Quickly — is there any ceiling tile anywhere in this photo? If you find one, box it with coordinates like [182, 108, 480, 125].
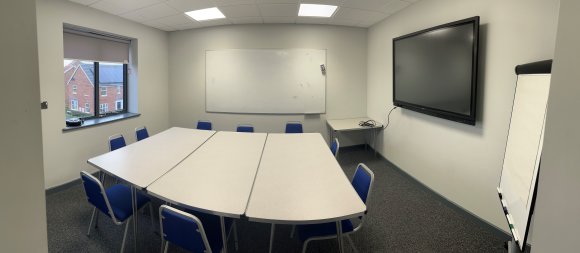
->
[172, 22, 203, 31]
[214, 0, 256, 6]
[154, 14, 194, 26]
[166, 0, 215, 12]
[334, 7, 384, 22]
[262, 16, 296, 23]
[143, 20, 173, 30]
[258, 4, 298, 17]
[132, 3, 179, 20]
[120, 11, 151, 22]
[230, 17, 264, 24]
[302, 0, 341, 5]
[70, 0, 100, 5]
[382, 0, 411, 14]
[219, 4, 261, 18]
[341, 0, 394, 11]
[90, 1, 133, 15]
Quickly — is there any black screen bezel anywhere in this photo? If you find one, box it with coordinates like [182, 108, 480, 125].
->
[392, 16, 480, 125]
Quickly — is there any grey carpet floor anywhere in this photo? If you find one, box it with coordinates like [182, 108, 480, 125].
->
[46, 146, 509, 253]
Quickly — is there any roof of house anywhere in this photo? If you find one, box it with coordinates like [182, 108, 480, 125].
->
[80, 63, 123, 86]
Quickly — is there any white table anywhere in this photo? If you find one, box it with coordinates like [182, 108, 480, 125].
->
[245, 133, 366, 253]
[87, 127, 215, 252]
[147, 131, 267, 253]
[327, 117, 383, 155]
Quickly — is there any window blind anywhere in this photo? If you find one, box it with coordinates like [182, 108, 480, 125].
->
[63, 26, 130, 63]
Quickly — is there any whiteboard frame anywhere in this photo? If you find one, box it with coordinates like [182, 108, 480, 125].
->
[498, 73, 550, 251]
[204, 48, 327, 115]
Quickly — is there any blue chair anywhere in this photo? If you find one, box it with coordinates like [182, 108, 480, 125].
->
[109, 134, 126, 151]
[197, 120, 212, 130]
[285, 121, 303, 133]
[80, 171, 153, 253]
[160, 205, 236, 253]
[135, 126, 149, 141]
[330, 138, 340, 158]
[236, 124, 254, 133]
[294, 163, 375, 253]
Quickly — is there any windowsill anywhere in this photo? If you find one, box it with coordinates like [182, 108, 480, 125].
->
[62, 112, 140, 132]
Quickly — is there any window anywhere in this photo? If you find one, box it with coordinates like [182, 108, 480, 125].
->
[99, 103, 108, 113]
[63, 25, 131, 121]
[116, 100, 123, 111]
[71, 99, 78, 110]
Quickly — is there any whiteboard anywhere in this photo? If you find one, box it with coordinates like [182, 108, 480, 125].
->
[205, 49, 326, 114]
[498, 74, 551, 251]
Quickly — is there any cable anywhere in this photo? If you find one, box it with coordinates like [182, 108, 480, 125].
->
[358, 119, 377, 127]
[382, 106, 398, 130]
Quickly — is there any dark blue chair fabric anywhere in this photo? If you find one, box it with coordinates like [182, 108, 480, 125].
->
[285, 122, 303, 133]
[236, 126, 254, 133]
[197, 121, 212, 130]
[352, 165, 372, 203]
[297, 220, 354, 242]
[136, 128, 149, 141]
[109, 136, 126, 151]
[162, 207, 224, 253]
[81, 173, 150, 222]
[330, 139, 338, 156]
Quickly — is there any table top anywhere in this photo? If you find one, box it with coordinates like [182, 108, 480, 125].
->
[245, 133, 366, 224]
[327, 117, 383, 131]
[87, 127, 215, 189]
[147, 131, 267, 218]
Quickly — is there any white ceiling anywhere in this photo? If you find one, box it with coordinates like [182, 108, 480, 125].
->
[69, 0, 419, 31]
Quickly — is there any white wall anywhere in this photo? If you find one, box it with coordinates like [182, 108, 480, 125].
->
[168, 24, 368, 145]
[531, 0, 579, 251]
[0, 0, 48, 251]
[367, 0, 560, 230]
[37, 0, 170, 189]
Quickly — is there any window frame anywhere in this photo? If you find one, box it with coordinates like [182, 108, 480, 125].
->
[72, 85, 77, 94]
[70, 99, 78, 110]
[91, 61, 128, 118]
[100, 86, 107, 96]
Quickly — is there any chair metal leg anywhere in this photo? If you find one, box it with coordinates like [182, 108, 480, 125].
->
[301, 239, 311, 253]
[87, 207, 97, 236]
[163, 242, 169, 253]
[121, 217, 132, 253]
[346, 235, 359, 253]
[290, 225, 296, 238]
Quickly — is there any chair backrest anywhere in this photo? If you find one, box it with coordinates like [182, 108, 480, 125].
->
[285, 121, 303, 133]
[197, 120, 212, 130]
[109, 134, 126, 151]
[160, 205, 213, 253]
[135, 126, 149, 141]
[236, 124, 254, 133]
[352, 163, 374, 204]
[330, 138, 340, 158]
[80, 171, 117, 222]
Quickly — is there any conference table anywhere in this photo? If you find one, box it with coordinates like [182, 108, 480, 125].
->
[87, 127, 366, 253]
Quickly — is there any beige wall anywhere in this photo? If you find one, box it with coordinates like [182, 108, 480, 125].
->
[531, 0, 579, 251]
[0, 0, 48, 251]
[168, 24, 368, 145]
[37, 0, 170, 189]
[366, 0, 560, 230]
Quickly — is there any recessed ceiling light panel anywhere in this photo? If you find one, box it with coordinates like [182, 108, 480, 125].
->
[298, 4, 338, 18]
[185, 7, 226, 21]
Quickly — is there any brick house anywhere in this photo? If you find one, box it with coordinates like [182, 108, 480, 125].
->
[64, 60, 124, 118]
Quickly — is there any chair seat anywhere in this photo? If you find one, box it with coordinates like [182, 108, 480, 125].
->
[105, 185, 150, 222]
[297, 219, 354, 242]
